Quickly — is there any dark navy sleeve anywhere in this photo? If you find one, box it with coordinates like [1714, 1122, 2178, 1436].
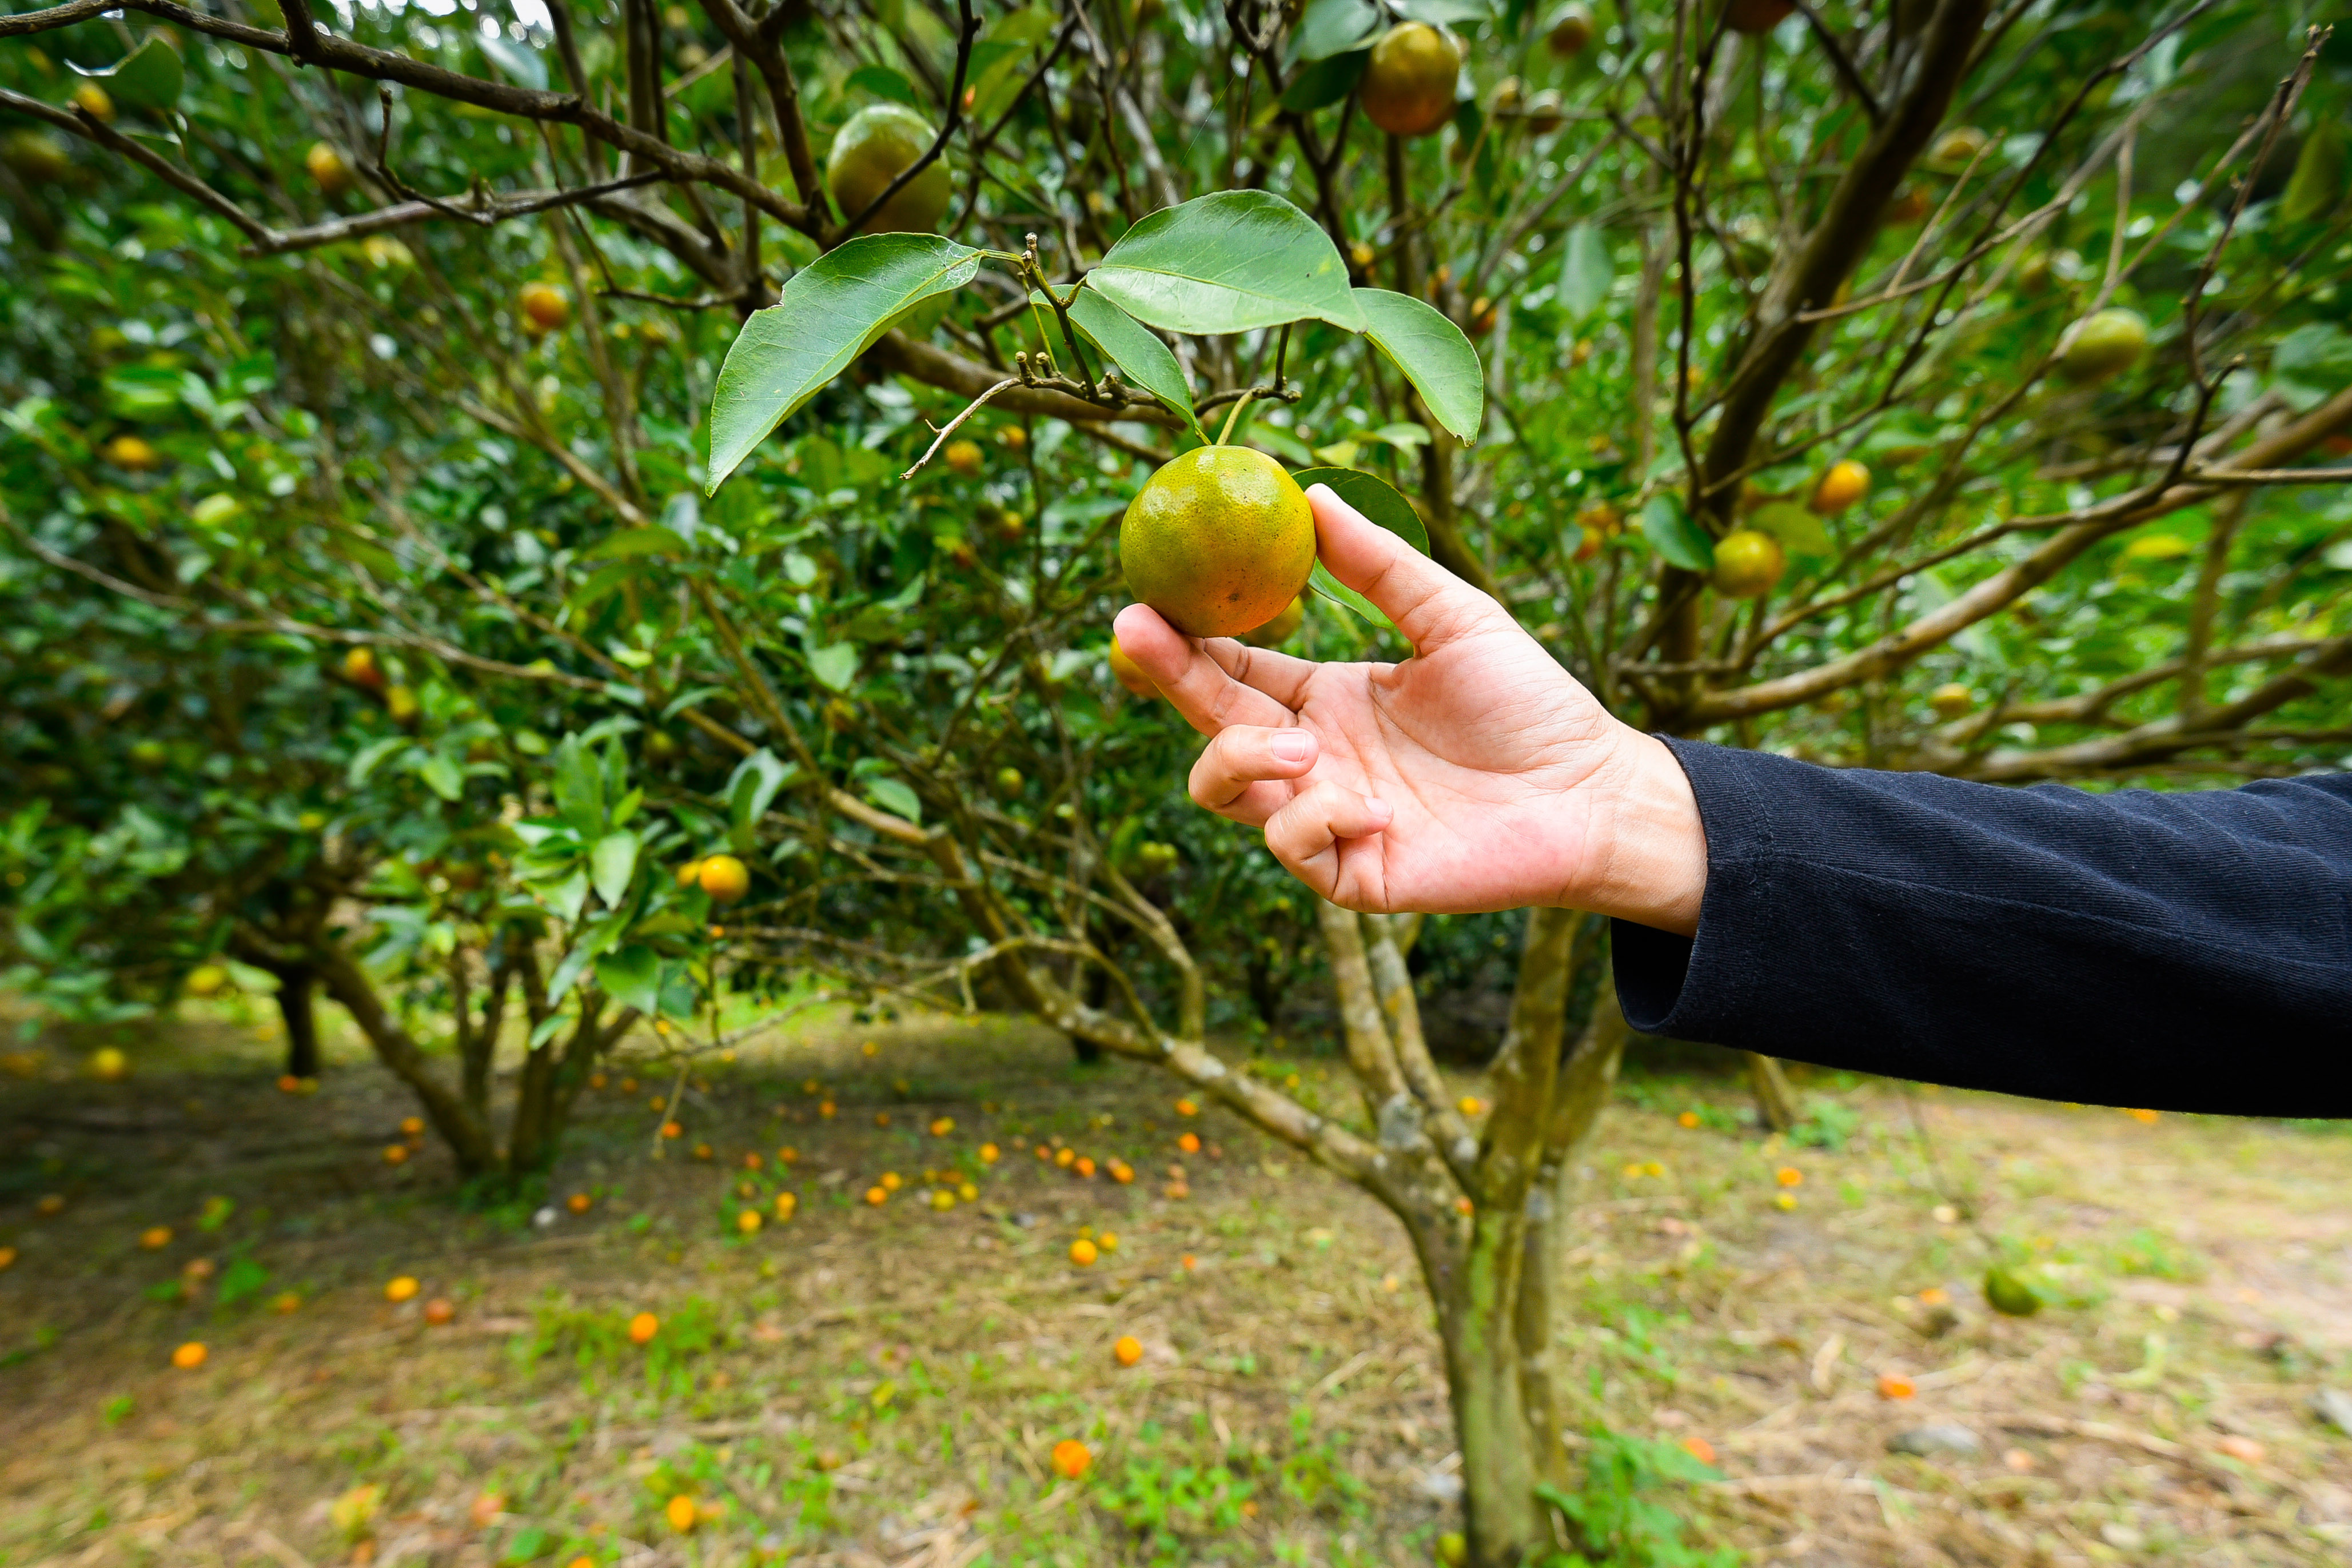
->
[1612, 739, 2352, 1116]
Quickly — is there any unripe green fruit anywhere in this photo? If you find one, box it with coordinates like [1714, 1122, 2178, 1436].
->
[1983, 1265, 2042, 1317]
[2055, 308, 2148, 385]
[1711, 529, 1786, 599]
[827, 103, 953, 234]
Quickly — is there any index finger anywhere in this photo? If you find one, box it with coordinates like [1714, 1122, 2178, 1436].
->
[1308, 483, 1502, 653]
[1113, 603, 1295, 738]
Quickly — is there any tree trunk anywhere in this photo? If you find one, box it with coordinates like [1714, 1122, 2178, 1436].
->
[311, 943, 500, 1176]
[1747, 1050, 1800, 1132]
[1440, 1244, 1552, 1567]
[272, 963, 320, 1080]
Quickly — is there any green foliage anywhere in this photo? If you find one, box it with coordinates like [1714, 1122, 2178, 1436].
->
[1787, 1099, 1862, 1152]
[1534, 1429, 1737, 1568]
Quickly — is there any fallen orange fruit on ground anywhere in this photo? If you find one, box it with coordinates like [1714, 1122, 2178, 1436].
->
[172, 1341, 208, 1369]
[629, 1311, 660, 1344]
[1069, 1239, 1098, 1266]
[1114, 1335, 1143, 1367]
[424, 1298, 455, 1326]
[385, 1275, 419, 1303]
[665, 1494, 697, 1533]
[567, 1192, 592, 1214]
[1051, 1438, 1091, 1479]
[139, 1226, 172, 1250]
[1681, 1435, 1716, 1465]
[1876, 1371, 1916, 1400]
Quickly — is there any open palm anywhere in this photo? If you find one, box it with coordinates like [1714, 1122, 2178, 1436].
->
[1114, 486, 1706, 929]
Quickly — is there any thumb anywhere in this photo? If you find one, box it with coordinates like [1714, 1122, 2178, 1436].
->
[1306, 484, 1497, 652]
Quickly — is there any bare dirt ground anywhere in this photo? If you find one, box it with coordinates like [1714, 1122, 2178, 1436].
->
[3, 1000, 2349, 1567]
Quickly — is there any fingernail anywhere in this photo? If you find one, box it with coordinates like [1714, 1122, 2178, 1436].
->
[1271, 731, 1312, 762]
[1364, 797, 1393, 827]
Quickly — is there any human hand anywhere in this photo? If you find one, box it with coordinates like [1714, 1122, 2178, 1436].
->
[1113, 484, 1708, 933]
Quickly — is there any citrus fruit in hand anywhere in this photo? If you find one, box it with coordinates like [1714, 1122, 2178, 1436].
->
[1239, 593, 1306, 648]
[2055, 308, 2148, 385]
[1711, 528, 1786, 599]
[1120, 448, 1316, 638]
[827, 104, 952, 234]
[1361, 23, 1461, 138]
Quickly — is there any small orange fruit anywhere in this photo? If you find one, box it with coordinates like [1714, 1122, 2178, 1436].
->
[697, 854, 751, 904]
[468, 1493, 504, 1529]
[736, 1208, 762, 1235]
[1070, 1238, 1099, 1267]
[1876, 1371, 1916, 1401]
[139, 1226, 172, 1250]
[660, 1122, 682, 1139]
[1682, 1435, 1717, 1466]
[423, 1298, 456, 1326]
[929, 1116, 954, 1137]
[979, 1142, 1000, 1163]
[399, 1116, 424, 1137]
[172, 1341, 208, 1370]
[1100, 1232, 1119, 1252]
[589, 1073, 607, 1090]
[943, 438, 983, 477]
[1051, 1438, 1092, 1479]
[518, 281, 570, 335]
[665, 1493, 697, 1533]
[1055, 1147, 1076, 1168]
[305, 140, 354, 195]
[567, 1192, 592, 1214]
[1809, 459, 1871, 515]
[865, 1186, 887, 1206]
[1113, 1335, 1143, 1367]
[384, 1143, 409, 1164]
[881, 1172, 903, 1191]
[278, 1074, 302, 1093]
[1175, 1099, 1198, 1116]
[1677, 1110, 1701, 1128]
[1107, 636, 1156, 699]
[628, 1311, 659, 1344]
[385, 1275, 420, 1303]
[693, 1143, 713, 1161]
[1178, 1132, 1201, 1154]
[743, 1152, 764, 1171]
[1075, 1157, 1097, 1179]
[1775, 1166, 1803, 1187]
[102, 433, 163, 471]
[1918, 1287, 1950, 1306]
[1109, 1160, 1134, 1184]
[0, 1246, 15, 1271]
[1360, 22, 1461, 138]
[1711, 529, 1787, 599]
[875, 1111, 892, 1128]
[774, 1192, 798, 1220]
[1456, 1096, 1485, 1116]
[1181, 1254, 1197, 1270]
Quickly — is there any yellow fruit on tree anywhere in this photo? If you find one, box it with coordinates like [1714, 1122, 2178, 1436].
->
[699, 853, 750, 904]
[943, 438, 983, 477]
[1107, 636, 1155, 698]
[827, 103, 952, 234]
[1930, 682, 1974, 719]
[2055, 308, 2148, 385]
[1932, 125, 1990, 164]
[1, 130, 71, 185]
[1120, 446, 1315, 638]
[1809, 459, 1870, 515]
[676, 857, 704, 888]
[102, 434, 161, 472]
[519, 282, 570, 335]
[1239, 594, 1306, 648]
[89, 1048, 129, 1081]
[184, 964, 229, 998]
[1711, 529, 1786, 599]
[305, 141, 354, 197]
[71, 83, 115, 122]
[342, 645, 388, 691]
[1546, 3, 1593, 56]
[384, 685, 421, 726]
[1361, 23, 1460, 139]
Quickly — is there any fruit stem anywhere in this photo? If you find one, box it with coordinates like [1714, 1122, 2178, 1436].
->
[1214, 390, 1255, 446]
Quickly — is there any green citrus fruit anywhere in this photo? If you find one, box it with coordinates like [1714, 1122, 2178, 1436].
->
[1120, 448, 1317, 638]
[1983, 1264, 2042, 1317]
[1239, 594, 1306, 647]
[1711, 529, 1786, 599]
[1361, 23, 1460, 138]
[2055, 308, 2148, 385]
[827, 104, 952, 234]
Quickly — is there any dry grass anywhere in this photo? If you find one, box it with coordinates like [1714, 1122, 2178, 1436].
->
[2, 1002, 2349, 1567]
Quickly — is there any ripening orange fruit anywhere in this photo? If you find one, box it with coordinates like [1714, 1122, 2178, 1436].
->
[172, 1341, 208, 1370]
[697, 854, 751, 904]
[385, 1275, 420, 1303]
[0, 1247, 16, 1271]
[1069, 1238, 1099, 1267]
[1075, 1157, 1097, 1179]
[979, 1142, 1000, 1163]
[384, 1143, 409, 1165]
[1360, 22, 1461, 138]
[1178, 1132, 1201, 1154]
[1107, 636, 1155, 699]
[628, 1311, 659, 1344]
[1050, 1438, 1092, 1479]
[519, 281, 571, 335]
[929, 1117, 955, 1137]
[665, 1493, 698, 1533]
[1174, 1098, 1199, 1117]
[1809, 460, 1871, 515]
[865, 1186, 888, 1206]
[1682, 1435, 1717, 1466]
[1775, 1166, 1804, 1187]
[660, 1122, 682, 1139]
[399, 1116, 424, 1137]
[736, 1208, 763, 1235]
[773, 1192, 797, 1220]
[305, 140, 355, 196]
[1113, 1335, 1143, 1367]
[1677, 1111, 1701, 1128]
[424, 1297, 456, 1326]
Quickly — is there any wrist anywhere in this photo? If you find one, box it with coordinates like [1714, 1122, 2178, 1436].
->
[1577, 729, 1709, 936]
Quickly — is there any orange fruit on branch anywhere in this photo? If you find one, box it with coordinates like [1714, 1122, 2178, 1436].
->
[1121, 446, 1315, 639]
[1710, 529, 1785, 599]
[1361, 23, 1461, 138]
[305, 141, 355, 197]
[423, 1298, 456, 1326]
[102, 434, 162, 472]
[827, 103, 953, 234]
[518, 282, 571, 335]
[943, 438, 983, 477]
[1809, 459, 1869, 515]
[697, 853, 750, 904]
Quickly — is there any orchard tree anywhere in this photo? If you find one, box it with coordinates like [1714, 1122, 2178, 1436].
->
[7, 0, 2352, 1561]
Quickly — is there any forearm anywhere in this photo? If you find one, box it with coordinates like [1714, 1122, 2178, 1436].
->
[1609, 740, 2352, 1116]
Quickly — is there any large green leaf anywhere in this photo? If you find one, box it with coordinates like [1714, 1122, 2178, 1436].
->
[1087, 191, 1361, 336]
[1059, 288, 1204, 441]
[1640, 494, 1716, 572]
[707, 234, 981, 492]
[2283, 122, 2345, 226]
[593, 945, 662, 1015]
[589, 829, 640, 908]
[1352, 289, 1484, 444]
[1288, 0, 1380, 62]
[74, 37, 183, 118]
[1748, 501, 1832, 557]
[1280, 49, 1369, 112]
[1560, 225, 1614, 321]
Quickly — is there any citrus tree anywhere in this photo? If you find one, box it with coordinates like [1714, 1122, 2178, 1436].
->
[6, 0, 2351, 1559]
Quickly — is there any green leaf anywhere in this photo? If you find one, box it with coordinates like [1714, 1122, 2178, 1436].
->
[807, 641, 860, 693]
[589, 830, 640, 908]
[593, 945, 662, 1015]
[581, 526, 691, 561]
[1289, 466, 1430, 555]
[1061, 288, 1203, 440]
[1306, 558, 1392, 630]
[476, 33, 548, 91]
[75, 37, 184, 117]
[417, 752, 464, 802]
[2283, 122, 2345, 226]
[727, 749, 798, 852]
[844, 63, 920, 106]
[864, 776, 922, 823]
[1397, 0, 1493, 25]
[1353, 289, 1483, 444]
[1748, 501, 1831, 557]
[1088, 191, 1362, 336]
[707, 235, 982, 492]
[1289, 0, 1380, 62]
[1560, 224, 1614, 321]
[1279, 49, 1369, 112]
[543, 869, 591, 925]
[552, 736, 606, 837]
[1640, 494, 1716, 572]
[221, 960, 280, 995]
